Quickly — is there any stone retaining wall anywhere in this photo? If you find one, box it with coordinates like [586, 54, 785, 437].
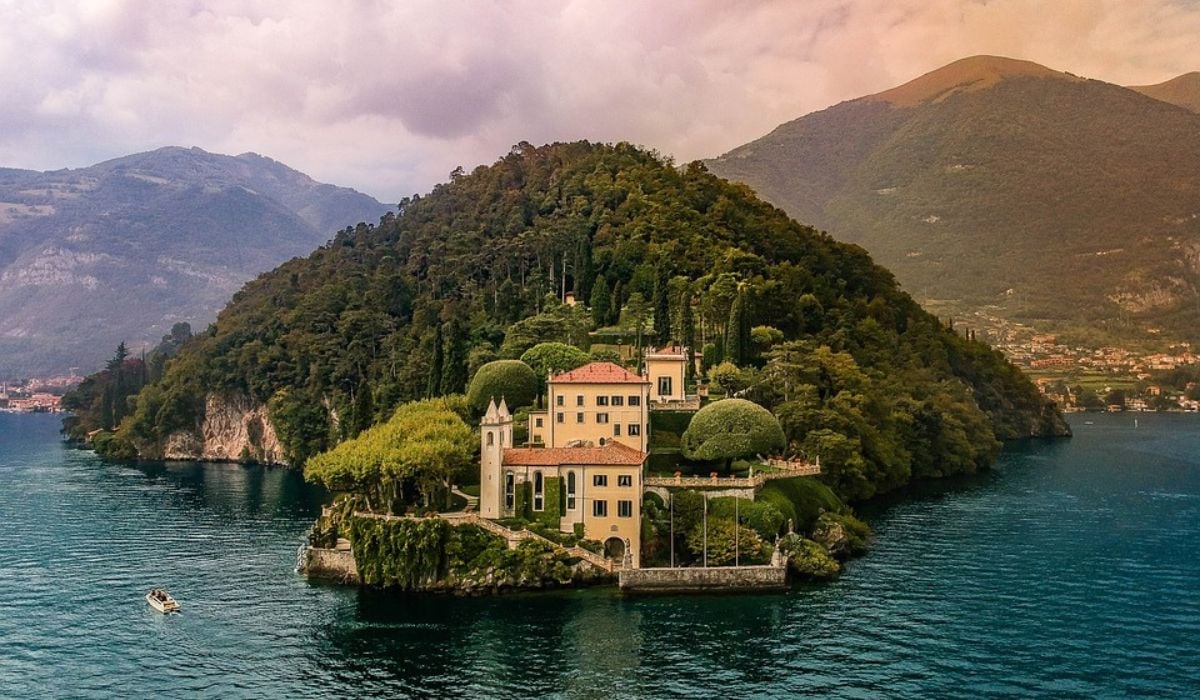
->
[618, 565, 787, 593]
[303, 546, 359, 584]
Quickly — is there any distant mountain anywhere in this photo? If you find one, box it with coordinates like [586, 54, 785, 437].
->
[707, 56, 1200, 344]
[0, 147, 389, 376]
[1129, 72, 1200, 113]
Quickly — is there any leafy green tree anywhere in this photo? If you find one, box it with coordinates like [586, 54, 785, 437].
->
[466, 359, 539, 412]
[623, 292, 652, 356]
[685, 518, 768, 566]
[520, 342, 591, 399]
[707, 361, 749, 396]
[589, 348, 623, 364]
[750, 325, 784, 358]
[305, 398, 473, 511]
[681, 398, 785, 468]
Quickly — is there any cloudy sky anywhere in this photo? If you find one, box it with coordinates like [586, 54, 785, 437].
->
[2, 0, 1198, 201]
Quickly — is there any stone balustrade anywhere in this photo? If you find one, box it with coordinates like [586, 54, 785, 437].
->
[643, 460, 820, 490]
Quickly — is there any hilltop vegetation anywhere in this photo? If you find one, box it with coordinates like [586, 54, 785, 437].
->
[707, 56, 1200, 345]
[110, 141, 1064, 501]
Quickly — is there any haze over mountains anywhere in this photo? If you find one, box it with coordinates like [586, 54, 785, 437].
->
[0, 147, 389, 376]
[707, 56, 1200, 345]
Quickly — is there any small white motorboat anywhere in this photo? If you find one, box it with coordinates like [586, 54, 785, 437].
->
[146, 588, 180, 614]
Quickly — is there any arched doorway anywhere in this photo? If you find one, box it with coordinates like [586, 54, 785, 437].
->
[604, 537, 626, 562]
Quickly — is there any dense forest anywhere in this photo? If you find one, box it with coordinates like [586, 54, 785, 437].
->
[91, 141, 1066, 501]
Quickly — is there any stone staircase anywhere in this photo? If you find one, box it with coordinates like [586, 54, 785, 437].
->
[451, 486, 479, 513]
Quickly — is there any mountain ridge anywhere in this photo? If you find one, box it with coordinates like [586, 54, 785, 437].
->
[707, 56, 1200, 345]
[0, 146, 390, 376]
[1129, 71, 1200, 113]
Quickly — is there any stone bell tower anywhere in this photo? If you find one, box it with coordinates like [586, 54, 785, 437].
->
[479, 397, 512, 519]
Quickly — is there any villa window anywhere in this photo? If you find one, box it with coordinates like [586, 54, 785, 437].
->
[614, 424, 621, 436]
[486, 431, 494, 446]
[629, 424, 641, 436]
[533, 471, 544, 511]
[556, 395, 564, 406]
[597, 413, 609, 424]
[612, 395, 624, 406]
[618, 500, 633, 518]
[593, 500, 608, 517]
[658, 376, 673, 397]
[576, 412, 584, 423]
[618, 475, 632, 487]
[567, 471, 577, 510]
[576, 395, 584, 406]
[535, 417, 543, 428]
[597, 395, 608, 406]
[628, 395, 641, 407]
[556, 412, 564, 423]
[593, 474, 608, 487]
[504, 472, 515, 509]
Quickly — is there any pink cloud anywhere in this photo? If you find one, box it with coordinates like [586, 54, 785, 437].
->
[0, 0, 1196, 200]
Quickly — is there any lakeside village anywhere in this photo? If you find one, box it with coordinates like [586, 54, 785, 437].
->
[0, 376, 78, 413]
[301, 345, 864, 594]
[945, 311, 1200, 413]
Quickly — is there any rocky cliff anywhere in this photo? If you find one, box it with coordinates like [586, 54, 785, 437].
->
[164, 393, 286, 465]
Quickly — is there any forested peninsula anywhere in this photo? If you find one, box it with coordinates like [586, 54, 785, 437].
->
[70, 141, 1066, 506]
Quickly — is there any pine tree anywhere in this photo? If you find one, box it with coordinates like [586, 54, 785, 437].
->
[589, 276, 611, 328]
[652, 264, 671, 346]
[107, 342, 129, 372]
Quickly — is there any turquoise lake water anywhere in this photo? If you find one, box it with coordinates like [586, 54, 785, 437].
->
[2, 411, 1199, 697]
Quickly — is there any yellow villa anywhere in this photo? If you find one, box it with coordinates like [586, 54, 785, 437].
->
[481, 361, 657, 567]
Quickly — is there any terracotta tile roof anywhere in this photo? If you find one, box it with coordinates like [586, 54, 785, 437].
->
[502, 440, 647, 466]
[647, 344, 687, 358]
[550, 361, 648, 384]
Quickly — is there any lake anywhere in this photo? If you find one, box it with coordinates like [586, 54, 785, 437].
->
[2, 411, 1198, 697]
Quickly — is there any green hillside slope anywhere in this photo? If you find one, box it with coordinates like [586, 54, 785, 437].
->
[115, 141, 1066, 500]
[708, 56, 1200, 343]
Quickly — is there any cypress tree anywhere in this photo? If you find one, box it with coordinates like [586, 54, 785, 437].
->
[440, 320, 468, 394]
[352, 381, 374, 436]
[680, 291, 696, 382]
[725, 290, 750, 366]
[590, 276, 611, 328]
[426, 325, 444, 397]
[573, 238, 594, 302]
[609, 280, 624, 326]
[652, 264, 671, 346]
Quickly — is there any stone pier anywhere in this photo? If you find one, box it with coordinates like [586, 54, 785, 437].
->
[618, 564, 787, 593]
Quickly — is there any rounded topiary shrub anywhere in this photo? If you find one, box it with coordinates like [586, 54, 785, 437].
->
[680, 398, 785, 466]
[467, 359, 539, 413]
